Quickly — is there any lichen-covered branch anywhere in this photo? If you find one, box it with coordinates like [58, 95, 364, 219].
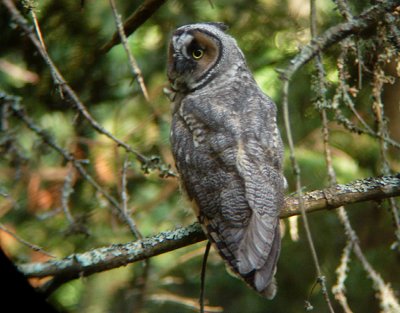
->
[283, 174, 400, 217]
[279, 0, 400, 81]
[18, 174, 400, 281]
[20, 223, 205, 279]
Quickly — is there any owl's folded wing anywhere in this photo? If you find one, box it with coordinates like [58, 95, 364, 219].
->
[235, 137, 283, 294]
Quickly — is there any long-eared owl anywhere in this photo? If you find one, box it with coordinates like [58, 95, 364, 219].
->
[167, 22, 285, 299]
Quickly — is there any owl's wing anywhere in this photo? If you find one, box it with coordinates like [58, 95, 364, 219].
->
[234, 105, 284, 295]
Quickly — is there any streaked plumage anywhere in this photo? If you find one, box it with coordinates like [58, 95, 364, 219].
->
[167, 22, 285, 298]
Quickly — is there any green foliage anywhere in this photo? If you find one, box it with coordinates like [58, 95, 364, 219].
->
[1, 0, 399, 312]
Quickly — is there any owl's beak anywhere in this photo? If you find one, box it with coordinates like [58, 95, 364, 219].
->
[173, 55, 187, 75]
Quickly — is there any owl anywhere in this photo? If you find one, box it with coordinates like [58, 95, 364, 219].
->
[167, 22, 285, 299]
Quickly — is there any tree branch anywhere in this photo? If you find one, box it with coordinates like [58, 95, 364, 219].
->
[100, 0, 167, 53]
[109, 0, 150, 101]
[279, 0, 400, 81]
[18, 174, 400, 282]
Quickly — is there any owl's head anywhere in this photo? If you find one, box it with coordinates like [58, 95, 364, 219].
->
[167, 22, 245, 94]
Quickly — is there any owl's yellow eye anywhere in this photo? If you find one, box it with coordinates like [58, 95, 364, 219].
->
[192, 49, 204, 60]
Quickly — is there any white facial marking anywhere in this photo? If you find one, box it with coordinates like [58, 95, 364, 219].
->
[173, 33, 194, 59]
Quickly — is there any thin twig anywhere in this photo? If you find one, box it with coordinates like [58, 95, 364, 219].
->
[28, 4, 64, 96]
[109, 0, 150, 101]
[0, 223, 55, 258]
[120, 157, 150, 313]
[60, 163, 90, 236]
[121, 157, 142, 239]
[133, 259, 151, 313]
[61, 163, 76, 226]
[302, 1, 335, 311]
[149, 292, 223, 313]
[317, 50, 354, 313]
[317, 19, 355, 313]
[283, 74, 335, 310]
[332, 241, 353, 313]
[333, 108, 400, 149]
[30, 8, 46, 52]
[100, 0, 167, 53]
[200, 241, 211, 313]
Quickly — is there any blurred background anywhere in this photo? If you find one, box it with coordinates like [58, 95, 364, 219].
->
[0, 0, 399, 312]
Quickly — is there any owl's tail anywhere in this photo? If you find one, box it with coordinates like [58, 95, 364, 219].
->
[261, 276, 278, 299]
[238, 214, 281, 299]
[201, 213, 281, 299]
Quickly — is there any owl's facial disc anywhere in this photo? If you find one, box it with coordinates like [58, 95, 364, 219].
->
[168, 30, 221, 92]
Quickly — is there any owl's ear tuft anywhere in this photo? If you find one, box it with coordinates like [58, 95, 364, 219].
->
[205, 22, 229, 32]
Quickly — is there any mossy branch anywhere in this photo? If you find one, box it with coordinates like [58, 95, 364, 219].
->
[18, 174, 400, 282]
